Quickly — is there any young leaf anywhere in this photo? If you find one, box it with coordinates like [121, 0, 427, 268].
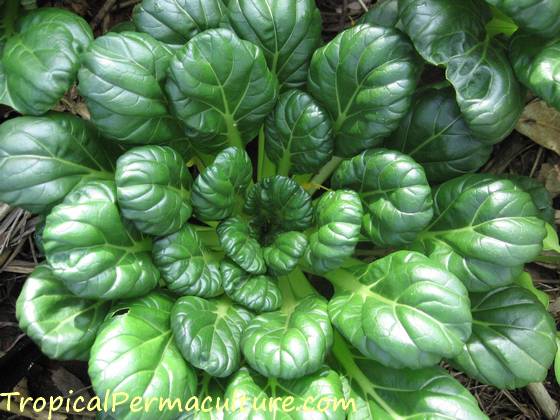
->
[332, 149, 433, 247]
[152, 225, 223, 298]
[510, 33, 560, 111]
[308, 24, 420, 157]
[217, 217, 266, 275]
[241, 294, 333, 379]
[264, 89, 333, 176]
[451, 286, 557, 389]
[171, 296, 253, 378]
[333, 334, 487, 420]
[513, 272, 549, 308]
[398, 0, 491, 66]
[1, 9, 93, 115]
[244, 176, 313, 232]
[227, 0, 322, 90]
[385, 88, 493, 183]
[133, 0, 226, 47]
[16, 264, 110, 361]
[263, 231, 308, 276]
[327, 251, 472, 369]
[414, 174, 547, 291]
[116, 146, 192, 236]
[43, 180, 160, 300]
[166, 28, 278, 153]
[221, 260, 282, 313]
[191, 147, 253, 222]
[78, 31, 186, 145]
[484, 0, 560, 38]
[446, 39, 525, 144]
[224, 367, 346, 419]
[305, 190, 363, 274]
[0, 113, 114, 213]
[89, 291, 198, 420]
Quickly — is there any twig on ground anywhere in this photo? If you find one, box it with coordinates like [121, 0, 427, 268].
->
[91, 0, 117, 29]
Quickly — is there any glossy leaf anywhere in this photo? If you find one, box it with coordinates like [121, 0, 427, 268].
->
[43, 180, 160, 300]
[0, 8, 93, 115]
[153, 225, 223, 298]
[514, 271, 549, 308]
[78, 31, 185, 144]
[308, 24, 420, 157]
[446, 39, 524, 144]
[16, 264, 110, 361]
[385, 88, 492, 183]
[414, 174, 547, 292]
[451, 286, 557, 389]
[509, 33, 560, 111]
[133, 0, 226, 46]
[192, 147, 253, 221]
[0, 113, 114, 213]
[241, 294, 333, 379]
[333, 335, 487, 420]
[217, 217, 266, 275]
[398, 0, 491, 66]
[166, 28, 278, 153]
[221, 260, 282, 313]
[116, 145, 192, 236]
[328, 251, 472, 369]
[507, 175, 555, 224]
[305, 190, 363, 274]
[244, 176, 313, 233]
[224, 367, 346, 419]
[332, 149, 433, 247]
[263, 231, 308, 276]
[227, 0, 322, 89]
[264, 89, 333, 175]
[171, 296, 252, 378]
[89, 291, 198, 420]
[360, 0, 399, 27]
[484, 0, 560, 38]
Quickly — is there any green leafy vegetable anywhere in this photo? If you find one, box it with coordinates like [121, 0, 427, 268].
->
[133, 0, 226, 47]
[305, 190, 363, 274]
[227, 0, 322, 90]
[221, 259, 282, 313]
[451, 286, 557, 389]
[327, 251, 472, 369]
[152, 225, 223, 298]
[385, 87, 493, 183]
[484, 0, 560, 38]
[332, 149, 433, 247]
[0, 113, 114, 213]
[166, 28, 278, 153]
[78, 31, 185, 144]
[89, 291, 198, 420]
[16, 264, 110, 361]
[308, 24, 420, 157]
[263, 231, 308, 276]
[414, 174, 547, 291]
[43, 180, 160, 300]
[171, 295, 252, 378]
[265, 89, 333, 175]
[115, 145, 192, 236]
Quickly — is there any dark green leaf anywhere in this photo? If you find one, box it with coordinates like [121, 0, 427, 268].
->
[328, 251, 472, 369]
[264, 89, 333, 175]
[484, 0, 560, 38]
[263, 231, 308, 276]
[171, 296, 252, 377]
[166, 28, 278, 153]
[359, 0, 399, 27]
[217, 217, 266, 275]
[308, 24, 420, 157]
[0, 113, 114, 213]
[332, 149, 433, 247]
[153, 225, 223, 298]
[385, 88, 492, 183]
[43, 180, 160, 300]
[227, 0, 322, 89]
[116, 145, 192, 236]
[451, 286, 557, 389]
[89, 291, 198, 420]
[16, 264, 110, 361]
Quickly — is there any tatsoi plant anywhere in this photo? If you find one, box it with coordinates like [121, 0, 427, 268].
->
[1, 0, 559, 418]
